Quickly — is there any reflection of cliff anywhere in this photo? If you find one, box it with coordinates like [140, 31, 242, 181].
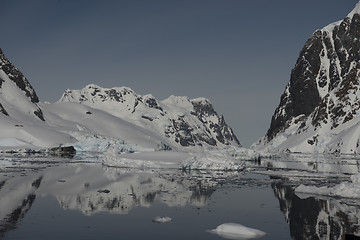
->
[0, 176, 42, 237]
[272, 182, 360, 240]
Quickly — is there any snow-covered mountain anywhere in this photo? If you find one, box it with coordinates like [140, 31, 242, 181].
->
[0, 48, 240, 153]
[255, 2, 360, 154]
[59, 84, 241, 150]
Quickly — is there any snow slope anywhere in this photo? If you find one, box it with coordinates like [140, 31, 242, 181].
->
[41, 102, 169, 151]
[0, 67, 74, 149]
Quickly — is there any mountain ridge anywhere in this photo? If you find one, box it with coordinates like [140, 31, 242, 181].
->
[59, 84, 241, 150]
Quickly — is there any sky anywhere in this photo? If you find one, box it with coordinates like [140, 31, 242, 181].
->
[0, 0, 358, 147]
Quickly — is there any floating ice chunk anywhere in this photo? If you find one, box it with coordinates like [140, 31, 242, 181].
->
[209, 223, 266, 240]
[152, 216, 172, 223]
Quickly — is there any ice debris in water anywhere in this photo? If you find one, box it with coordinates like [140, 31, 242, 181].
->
[152, 216, 172, 223]
[208, 223, 266, 240]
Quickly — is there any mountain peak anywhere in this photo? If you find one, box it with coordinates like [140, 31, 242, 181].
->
[323, 1, 360, 32]
[347, 1, 360, 19]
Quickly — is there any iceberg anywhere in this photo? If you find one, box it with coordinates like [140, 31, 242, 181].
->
[208, 223, 266, 240]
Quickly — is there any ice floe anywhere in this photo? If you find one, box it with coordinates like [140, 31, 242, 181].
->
[152, 216, 172, 223]
[209, 223, 266, 240]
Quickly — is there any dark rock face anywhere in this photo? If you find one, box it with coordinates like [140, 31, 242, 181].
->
[0, 49, 44, 121]
[144, 97, 163, 111]
[165, 100, 241, 148]
[191, 99, 241, 146]
[0, 49, 40, 103]
[266, 12, 360, 142]
[50, 146, 76, 158]
[0, 103, 8, 116]
[163, 99, 241, 148]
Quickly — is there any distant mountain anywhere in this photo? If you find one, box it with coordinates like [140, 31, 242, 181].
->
[0, 49, 240, 152]
[255, 2, 360, 154]
[59, 84, 241, 150]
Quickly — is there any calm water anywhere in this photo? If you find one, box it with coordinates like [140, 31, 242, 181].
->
[0, 154, 360, 240]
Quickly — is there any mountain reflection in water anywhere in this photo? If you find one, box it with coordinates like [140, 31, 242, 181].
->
[0, 162, 241, 238]
[1, 154, 360, 239]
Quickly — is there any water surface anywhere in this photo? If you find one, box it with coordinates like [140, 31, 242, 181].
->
[0, 154, 359, 239]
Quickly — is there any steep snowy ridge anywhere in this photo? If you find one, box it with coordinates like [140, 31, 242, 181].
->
[347, 1, 360, 19]
[255, 2, 360, 154]
[60, 84, 241, 150]
[0, 48, 44, 121]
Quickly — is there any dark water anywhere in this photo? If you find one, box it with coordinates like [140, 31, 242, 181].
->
[0, 155, 360, 240]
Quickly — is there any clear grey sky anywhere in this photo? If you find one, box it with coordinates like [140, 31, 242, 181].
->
[1, 0, 358, 146]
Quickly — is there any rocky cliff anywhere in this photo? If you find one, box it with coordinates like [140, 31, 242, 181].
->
[256, 2, 360, 154]
[0, 49, 44, 121]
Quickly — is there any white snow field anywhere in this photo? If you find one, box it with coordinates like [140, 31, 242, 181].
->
[209, 223, 266, 240]
[41, 101, 168, 151]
